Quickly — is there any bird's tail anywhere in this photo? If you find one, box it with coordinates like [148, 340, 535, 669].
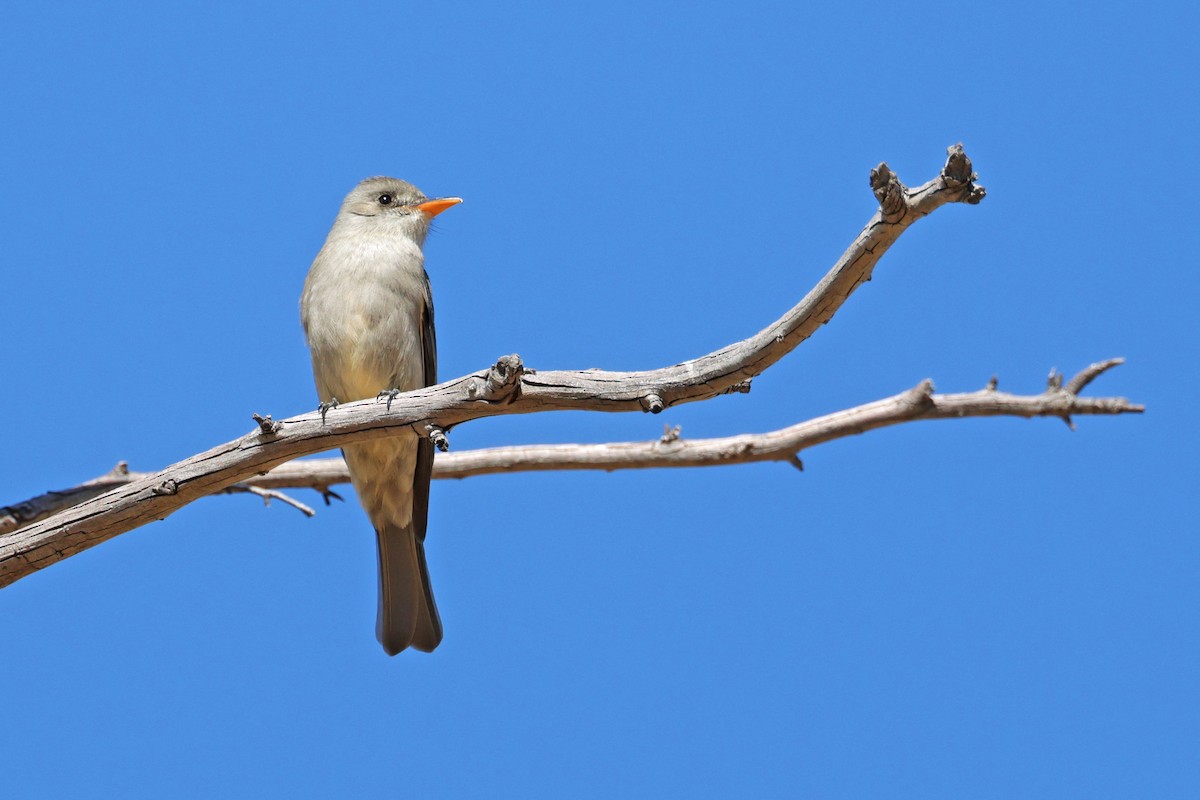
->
[375, 520, 443, 655]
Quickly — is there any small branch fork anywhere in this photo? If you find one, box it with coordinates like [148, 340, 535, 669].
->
[0, 146, 1141, 589]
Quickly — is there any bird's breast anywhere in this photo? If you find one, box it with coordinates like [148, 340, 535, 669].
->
[302, 235, 428, 402]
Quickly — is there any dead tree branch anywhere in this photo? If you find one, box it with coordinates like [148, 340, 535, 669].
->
[0, 145, 1131, 590]
[1, 360, 1141, 534]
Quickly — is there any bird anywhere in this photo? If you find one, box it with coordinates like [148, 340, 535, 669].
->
[300, 177, 461, 655]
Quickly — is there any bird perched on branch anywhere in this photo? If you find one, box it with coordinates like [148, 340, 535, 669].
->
[301, 177, 461, 655]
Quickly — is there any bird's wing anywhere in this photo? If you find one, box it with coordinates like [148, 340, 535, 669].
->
[412, 293, 437, 539]
[404, 290, 442, 651]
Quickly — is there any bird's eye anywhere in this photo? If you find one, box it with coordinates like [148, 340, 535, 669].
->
[378, 194, 393, 206]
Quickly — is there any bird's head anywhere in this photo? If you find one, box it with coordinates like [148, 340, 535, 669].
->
[337, 176, 462, 246]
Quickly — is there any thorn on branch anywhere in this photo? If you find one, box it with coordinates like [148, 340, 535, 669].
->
[660, 424, 682, 444]
[789, 454, 805, 472]
[251, 413, 282, 435]
[641, 393, 666, 414]
[870, 162, 907, 222]
[1047, 369, 1063, 391]
[321, 489, 343, 506]
[427, 424, 450, 452]
[1061, 415, 1077, 432]
[986, 375, 998, 391]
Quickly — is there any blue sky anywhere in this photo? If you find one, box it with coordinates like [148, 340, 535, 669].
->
[1, 3, 1195, 797]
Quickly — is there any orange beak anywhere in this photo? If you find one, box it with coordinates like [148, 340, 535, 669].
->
[414, 197, 463, 218]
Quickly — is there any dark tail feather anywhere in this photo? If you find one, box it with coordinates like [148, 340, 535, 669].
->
[375, 521, 443, 655]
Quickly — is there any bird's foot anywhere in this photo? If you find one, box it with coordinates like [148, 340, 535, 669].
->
[427, 424, 450, 452]
[377, 388, 402, 411]
[318, 397, 340, 424]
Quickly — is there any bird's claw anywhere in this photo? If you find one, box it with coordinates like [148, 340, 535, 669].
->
[318, 397, 340, 424]
[378, 388, 402, 411]
[428, 424, 450, 452]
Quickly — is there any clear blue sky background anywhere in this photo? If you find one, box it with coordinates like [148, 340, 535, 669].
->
[2, 3, 1194, 797]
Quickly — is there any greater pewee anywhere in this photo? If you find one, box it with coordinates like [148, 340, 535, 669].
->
[301, 176, 461, 655]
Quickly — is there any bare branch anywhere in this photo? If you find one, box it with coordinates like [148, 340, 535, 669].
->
[1, 462, 135, 537]
[0, 146, 1126, 591]
[229, 484, 316, 517]
[391, 372, 1142, 477]
[2, 364, 1142, 536]
[1063, 358, 1125, 395]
